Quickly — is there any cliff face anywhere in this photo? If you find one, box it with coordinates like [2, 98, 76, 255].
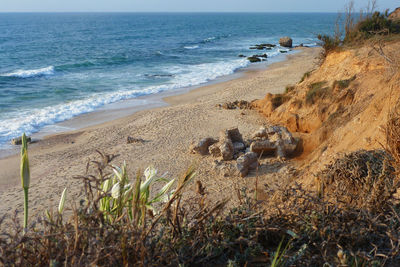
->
[253, 41, 400, 186]
[389, 7, 400, 21]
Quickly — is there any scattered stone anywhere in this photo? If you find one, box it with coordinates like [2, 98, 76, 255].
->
[209, 143, 221, 157]
[219, 100, 251, 110]
[279, 37, 293, 48]
[219, 140, 234, 161]
[11, 136, 32, 145]
[127, 136, 145, 144]
[190, 137, 218, 155]
[233, 142, 246, 153]
[236, 152, 258, 177]
[279, 50, 288, 53]
[221, 127, 244, 144]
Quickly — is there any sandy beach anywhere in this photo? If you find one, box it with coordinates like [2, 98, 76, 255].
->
[0, 47, 321, 218]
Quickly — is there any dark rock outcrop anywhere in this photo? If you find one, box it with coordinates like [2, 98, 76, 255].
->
[247, 56, 261, 63]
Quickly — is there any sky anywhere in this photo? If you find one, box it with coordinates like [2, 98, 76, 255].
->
[1, 0, 399, 13]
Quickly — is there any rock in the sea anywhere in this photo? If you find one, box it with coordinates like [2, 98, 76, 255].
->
[11, 136, 32, 145]
[236, 152, 258, 177]
[253, 54, 268, 58]
[279, 37, 293, 48]
[250, 43, 276, 50]
[247, 56, 261, 63]
[190, 137, 218, 155]
[238, 54, 246, 57]
[209, 143, 221, 157]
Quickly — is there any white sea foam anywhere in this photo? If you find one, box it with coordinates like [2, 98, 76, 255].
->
[203, 37, 216, 42]
[1, 66, 55, 78]
[0, 59, 249, 145]
[184, 45, 199, 49]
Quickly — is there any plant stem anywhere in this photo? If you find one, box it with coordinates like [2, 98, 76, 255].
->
[23, 187, 28, 233]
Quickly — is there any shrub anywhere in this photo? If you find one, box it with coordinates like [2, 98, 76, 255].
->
[332, 75, 356, 90]
[285, 85, 295, 93]
[306, 81, 329, 105]
[316, 149, 397, 211]
[299, 70, 312, 83]
[317, 34, 341, 57]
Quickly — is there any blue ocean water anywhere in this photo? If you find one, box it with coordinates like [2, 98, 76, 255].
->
[0, 13, 337, 147]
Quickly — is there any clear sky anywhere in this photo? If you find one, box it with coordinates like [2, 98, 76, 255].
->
[1, 0, 399, 13]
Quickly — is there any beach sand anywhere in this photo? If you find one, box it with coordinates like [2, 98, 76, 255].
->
[0, 47, 321, 218]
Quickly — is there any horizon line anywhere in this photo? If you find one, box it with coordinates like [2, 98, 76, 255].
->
[0, 11, 350, 14]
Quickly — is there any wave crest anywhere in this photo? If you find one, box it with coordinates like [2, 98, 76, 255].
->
[0, 59, 249, 145]
[1, 66, 55, 78]
[184, 45, 199, 50]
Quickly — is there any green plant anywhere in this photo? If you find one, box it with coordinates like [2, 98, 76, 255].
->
[299, 70, 312, 83]
[306, 81, 329, 105]
[317, 34, 341, 57]
[332, 75, 356, 90]
[343, 8, 400, 44]
[270, 238, 291, 267]
[98, 163, 177, 224]
[20, 133, 30, 232]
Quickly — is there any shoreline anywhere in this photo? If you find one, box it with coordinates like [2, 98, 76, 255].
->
[0, 47, 321, 218]
[0, 50, 293, 159]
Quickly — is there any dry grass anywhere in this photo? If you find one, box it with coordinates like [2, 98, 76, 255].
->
[271, 94, 291, 109]
[2, 145, 400, 266]
[386, 100, 400, 175]
[316, 149, 398, 211]
[332, 75, 356, 90]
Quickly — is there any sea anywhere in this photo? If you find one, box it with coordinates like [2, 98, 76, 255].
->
[0, 12, 337, 150]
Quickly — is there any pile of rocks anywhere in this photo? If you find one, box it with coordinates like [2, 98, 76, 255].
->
[190, 125, 299, 177]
